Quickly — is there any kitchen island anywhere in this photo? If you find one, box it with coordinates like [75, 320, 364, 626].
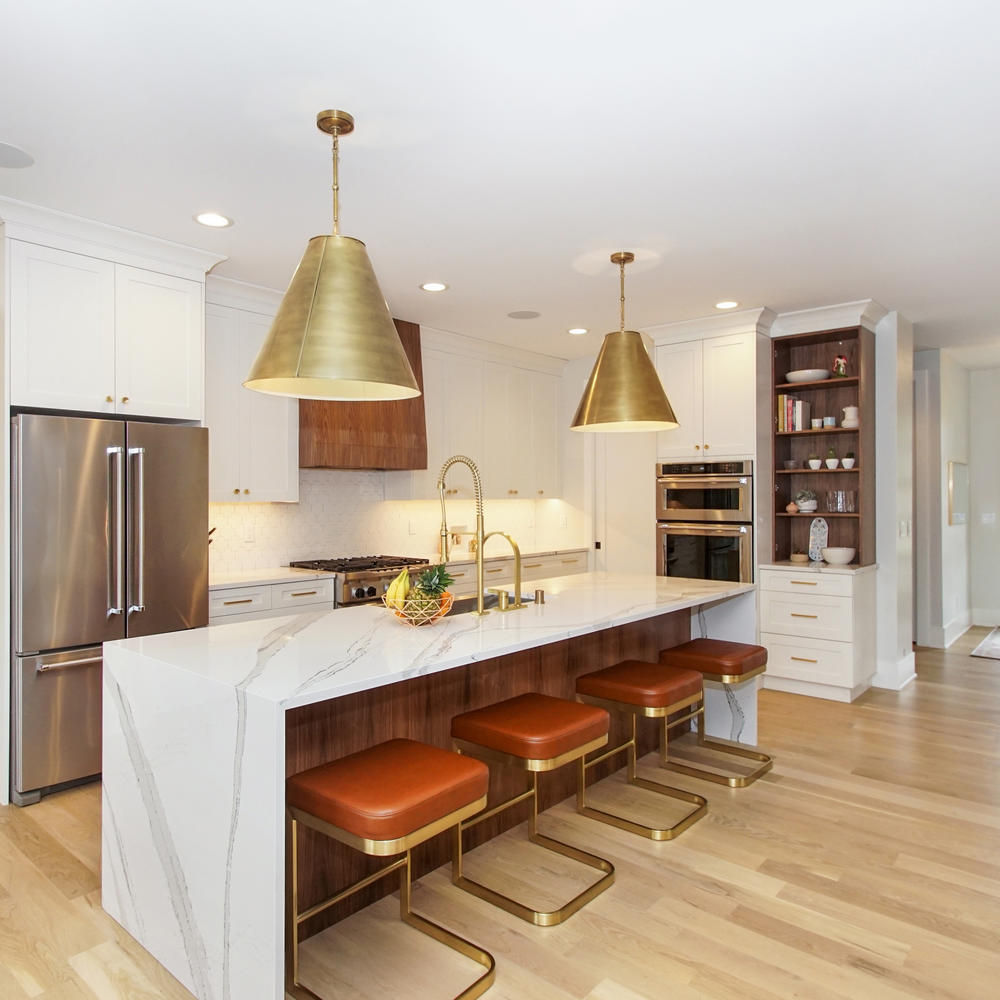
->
[101, 572, 755, 1000]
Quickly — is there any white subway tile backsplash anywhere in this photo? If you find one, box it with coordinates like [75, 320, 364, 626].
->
[209, 470, 585, 573]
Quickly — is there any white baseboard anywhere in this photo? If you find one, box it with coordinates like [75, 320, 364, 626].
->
[872, 652, 916, 691]
[943, 613, 971, 648]
[762, 675, 870, 703]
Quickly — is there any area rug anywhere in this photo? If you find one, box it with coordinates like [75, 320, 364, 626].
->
[971, 627, 1000, 659]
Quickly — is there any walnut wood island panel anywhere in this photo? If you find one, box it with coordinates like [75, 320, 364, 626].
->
[101, 572, 755, 1000]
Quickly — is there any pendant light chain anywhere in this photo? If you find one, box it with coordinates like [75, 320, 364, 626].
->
[331, 129, 340, 235]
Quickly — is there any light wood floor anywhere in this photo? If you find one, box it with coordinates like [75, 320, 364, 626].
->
[2, 630, 999, 999]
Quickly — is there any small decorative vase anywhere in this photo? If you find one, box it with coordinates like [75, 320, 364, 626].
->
[842, 458, 856, 469]
[808, 459, 822, 470]
[826, 458, 839, 469]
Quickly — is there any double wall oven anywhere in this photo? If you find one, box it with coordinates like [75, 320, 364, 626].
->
[655, 461, 753, 583]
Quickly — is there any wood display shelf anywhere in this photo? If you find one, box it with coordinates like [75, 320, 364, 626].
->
[771, 326, 875, 564]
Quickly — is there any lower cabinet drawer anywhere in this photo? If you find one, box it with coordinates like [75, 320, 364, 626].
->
[759, 591, 853, 641]
[271, 578, 335, 611]
[210, 586, 270, 618]
[760, 632, 854, 686]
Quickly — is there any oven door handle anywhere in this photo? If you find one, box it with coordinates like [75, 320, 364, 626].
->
[658, 522, 748, 535]
[657, 476, 750, 490]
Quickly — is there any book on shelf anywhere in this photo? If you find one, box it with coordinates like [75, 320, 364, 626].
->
[776, 395, 811, 432]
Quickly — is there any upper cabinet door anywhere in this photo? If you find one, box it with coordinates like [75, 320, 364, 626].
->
[9, 242, 117, 413]
[204, 304, 243, 501]
[115, 265, 203, 420]
[655, 339, 704, 458]
[237, 311, 298, 502]
[701, 332, 755, 458]
[530, 371, 560, 499]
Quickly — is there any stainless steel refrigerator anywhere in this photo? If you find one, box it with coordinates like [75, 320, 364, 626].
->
[11, 413, 208, 804]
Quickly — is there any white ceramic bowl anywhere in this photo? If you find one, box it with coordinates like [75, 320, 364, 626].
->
[821, 546, 856, 565]
[785, 368, 830, 383]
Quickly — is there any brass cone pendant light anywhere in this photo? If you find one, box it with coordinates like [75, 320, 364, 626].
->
[570, 251, 678, 432]
[244, 110, 420, 400]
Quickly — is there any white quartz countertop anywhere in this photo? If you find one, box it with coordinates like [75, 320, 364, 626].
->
[107, 572, 753, 711]
[208, 567, 337, 589]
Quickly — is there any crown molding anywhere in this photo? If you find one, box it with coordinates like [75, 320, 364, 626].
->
[649, 307, 776, 345]
[420, 324, 566, 375]
[769, 299, 889, 337]
[205, 275, 284, 314]
[0, 196, 226, 281]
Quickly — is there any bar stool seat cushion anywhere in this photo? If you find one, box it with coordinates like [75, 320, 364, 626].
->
[452, 693, 609, 761]
[577, 659, 703, 708]
[659, 638, 767, 676]
[287, 738, 488, 843]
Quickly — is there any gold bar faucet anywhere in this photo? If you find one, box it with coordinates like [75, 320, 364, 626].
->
[437, 455, 487, 616]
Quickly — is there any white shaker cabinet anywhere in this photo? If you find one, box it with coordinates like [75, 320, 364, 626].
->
[204, 302, 298, 503]
[9, 241, 203, 419]
[656, 332, 755, 459]
[758, 565, 876, 702]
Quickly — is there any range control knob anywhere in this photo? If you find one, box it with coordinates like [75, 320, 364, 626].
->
[353, 587, 366, 600]
[366, 586, 377, 597]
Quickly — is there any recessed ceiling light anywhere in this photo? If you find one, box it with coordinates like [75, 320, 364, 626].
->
[715, 300, 739, 310]
[420, 281, 448, 292]
[0, 142, 34, 168]
[507, 310, 541, 320]
[194, 212, 234, 228]
[568, 327, 588, 336]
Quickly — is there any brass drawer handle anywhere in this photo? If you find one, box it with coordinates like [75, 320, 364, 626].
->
[223, 598, 254, 606]
[791, 580, 817, 586]
[487, 568, 504, 574]
[290, 591, 318, 598]
[524, 563, 543, 569]
[791, 656, 818, 663]
[790, 613, 818, 619]
[451, 572, 466, 578]
[561, 558, 579, 564]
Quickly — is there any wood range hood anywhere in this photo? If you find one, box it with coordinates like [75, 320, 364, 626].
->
[298, 319, 428, 471]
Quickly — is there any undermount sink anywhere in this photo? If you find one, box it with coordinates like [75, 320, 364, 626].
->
[450, 593, 536, 615]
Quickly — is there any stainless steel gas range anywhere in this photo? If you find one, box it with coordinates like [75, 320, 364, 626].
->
[288, 555, 431, 606]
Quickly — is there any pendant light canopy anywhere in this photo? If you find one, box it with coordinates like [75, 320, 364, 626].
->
[244, 110, 420, 401]
[570, 252, 678, 432]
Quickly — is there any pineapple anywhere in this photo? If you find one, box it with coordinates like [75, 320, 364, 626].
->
[404, 564, 455, 620]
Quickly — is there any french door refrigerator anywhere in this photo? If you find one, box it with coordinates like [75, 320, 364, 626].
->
[11, 413, 208, 804]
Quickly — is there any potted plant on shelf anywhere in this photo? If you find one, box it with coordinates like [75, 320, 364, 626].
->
[793, 488, 818, 512]
[807, 453, 822, 470]
[842, 451, 856, 469]
[826, 447, 839, 469]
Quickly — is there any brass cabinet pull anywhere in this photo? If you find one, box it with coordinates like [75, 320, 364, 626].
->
[243, 489, 250, 494]
[790, 612, 818, 618]
[694, 444, 701, 450]
[508, 489, 518, 495]
[561, 558, 579, 564]
[487, 568, 504, 574]
[791, 656, 818, 663]
[223, 598, 254, 606]
[537, 490, 544, 495]
[524, 563, 543, 569]
[703, 443, 710, 450]
[121, 396, 129, 403]
[290, 591, 317, 598]
[233, 488, 240, 495]
[105, 395, 113, 403]
[451, 572, 466, 578]
[791, 580, 818, 586]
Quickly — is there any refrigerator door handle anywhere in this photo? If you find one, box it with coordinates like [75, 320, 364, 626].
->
[108, 446, 125, 617]
[37, 654, 103, 673]
[128, 446, 146, 614]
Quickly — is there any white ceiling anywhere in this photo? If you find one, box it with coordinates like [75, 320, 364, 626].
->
[3, 1, 999, 366]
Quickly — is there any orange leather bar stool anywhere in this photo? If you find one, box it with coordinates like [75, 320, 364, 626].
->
[286, 738, 495, 1000]
[658, 638, 774, 787]
[575, 659, 708, 839]
[450, 692, 615, 926]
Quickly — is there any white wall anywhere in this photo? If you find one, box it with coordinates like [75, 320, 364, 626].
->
[913, 349, 971, 647]
[969, 368, 1000, 624]
[872, 312, 914, 688]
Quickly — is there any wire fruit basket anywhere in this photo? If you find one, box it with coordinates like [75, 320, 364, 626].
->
[382, 591, 454, 627]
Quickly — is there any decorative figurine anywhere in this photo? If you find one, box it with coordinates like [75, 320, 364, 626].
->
[833, 354, 848, 377]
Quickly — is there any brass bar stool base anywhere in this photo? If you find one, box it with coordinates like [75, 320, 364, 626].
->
[660, 717, 773, 789]
[576, 710, 707, 840]
[453, 769, 615, 927]
[287, 807, 496, 1000]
